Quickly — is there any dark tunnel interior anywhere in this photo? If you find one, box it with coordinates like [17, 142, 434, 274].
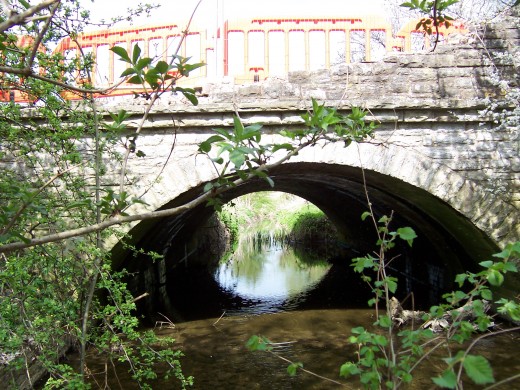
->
[112, 162, 500, 322]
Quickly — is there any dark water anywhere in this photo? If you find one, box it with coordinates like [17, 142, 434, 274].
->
[79, 309, 520, 389]
[153, 310, 520, 390]
[81, 237, 520, 389]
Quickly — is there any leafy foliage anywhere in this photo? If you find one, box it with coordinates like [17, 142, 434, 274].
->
[110, 45, 204, 103]
[0, 1, 204, 388]
[400, 0, 459, 49]
[342, 213, 519, 389]
[247, 209, 519, 388]
[198, 98, 375, 211]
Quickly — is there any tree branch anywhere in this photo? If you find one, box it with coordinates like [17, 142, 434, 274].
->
[0, 136, 314, 253]
[0, 0, 59, 34]
[431, 0, 440, 51]
[0, 65, 124, 95]
[26, 0, 60, 69]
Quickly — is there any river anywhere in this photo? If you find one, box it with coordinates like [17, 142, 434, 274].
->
[79, 234, 520, 389]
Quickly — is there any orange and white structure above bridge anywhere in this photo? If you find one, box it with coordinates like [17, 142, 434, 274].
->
[2, 13, 465, 102]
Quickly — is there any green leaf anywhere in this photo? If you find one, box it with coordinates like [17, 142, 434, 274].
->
[373, 334, 388, 346]
[65, 200, 91, 210]
[480, 288, 493, 301]
[233, 116, 244, 138]
[463, 355, 494, 385]
[132, 44, 142, 64]
[136, 57, 152, 71]
[397, 227, 417, 246]
[432, 369, 457, 388]
[119, 68, 136, 77]
[144, 75, 159, 88]
[479, 260, 494, 268]
[503, 262, 518, 273]
[203, 182, 214, 193]
[378, 215, 390, 224]
[175, 87, 199, 106]
[386, 278, 398, 294]
[199, 142, 211, 153]
[496, 298, 520, 321]
[351, 326, 365, 335]
[245, 167, 270, 186]
[493, 242, 520, 260]
[272, 143, 294, 153]
[287, 362, 303, 376]
[351, 255, 376, 273]
[487, 269, 504, 286]
[229, 149, 245, 168]
[340, 362, 361, 377]
[155, 60, 170, 74]
[207, 135, 225, 144]
[454, 273, 467, 287]
[377, 315, 392, 329]
[128, 75, 144, 84]
[110, 46, 131, 63]
[244, 123, 263, 133]
[361, 211, 372, 221]
[246, 335, 271, 351]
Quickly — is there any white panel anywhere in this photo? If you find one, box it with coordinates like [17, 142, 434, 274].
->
[186, 34, 201, 76]
[248, 31, 265, 67]
[370, 30, 386, 61]
[288, 30, 305, 71]
[149, 38, 164, 64]
[95, 44, 109, 86]
[411, 31, 425, 52]
[167, 35, 182, 58]
[228, 31, 244, 76]
[268, 30, 285, 76]
[309, 30, 325, 70]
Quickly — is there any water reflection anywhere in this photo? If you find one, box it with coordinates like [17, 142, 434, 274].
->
[215, 234, 331, 307]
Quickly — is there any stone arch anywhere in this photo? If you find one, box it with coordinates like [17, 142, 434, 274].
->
[117, 138, 516, 262]
[114, 157, 506, 319]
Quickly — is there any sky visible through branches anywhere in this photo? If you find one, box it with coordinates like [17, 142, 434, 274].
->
[82, 0, 388, 28]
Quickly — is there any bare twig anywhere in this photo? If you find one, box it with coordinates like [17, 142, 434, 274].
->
[267, 349, 352, 388]
[456, 326, 520, 386]
[213, 311, 226, 326]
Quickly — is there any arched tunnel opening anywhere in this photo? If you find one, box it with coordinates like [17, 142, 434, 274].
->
[112, 162, 500, 324]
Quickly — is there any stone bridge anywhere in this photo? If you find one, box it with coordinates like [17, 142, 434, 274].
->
[108, 10, 518, 274]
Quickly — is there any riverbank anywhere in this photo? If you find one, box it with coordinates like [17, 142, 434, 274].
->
[218, 192, 340, 254]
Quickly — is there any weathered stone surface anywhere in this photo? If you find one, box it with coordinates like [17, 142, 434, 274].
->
[5, 9, 518, 254]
